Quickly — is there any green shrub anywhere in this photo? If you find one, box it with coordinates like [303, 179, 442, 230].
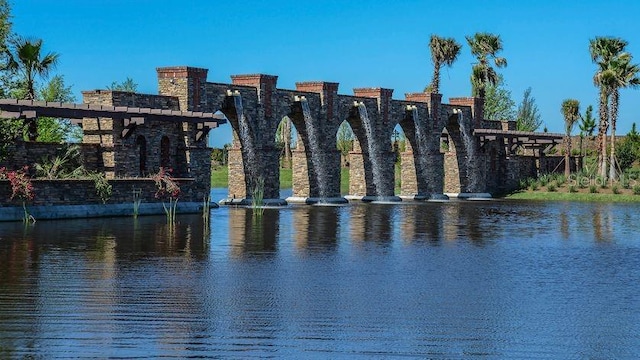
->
[530, 182, 539, 191]
[634, 185, 640, 195]
[577, 176, 588, 189]
[621, 177, 631, 189]
[547, 183, 557, 192]
[589, 185, 598, 194]
[568, 185, 578, 193]
[612, 185, 621, 195]
[555, 175, 566, 186]
[539, 174, 550, 186]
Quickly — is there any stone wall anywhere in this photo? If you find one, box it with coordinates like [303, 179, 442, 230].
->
[0, 178, 198, 207]
[0, 142, 102, 174]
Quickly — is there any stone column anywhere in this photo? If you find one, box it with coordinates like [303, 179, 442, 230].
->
[230, 74, 281, 201]
[353, 88, 397, 199]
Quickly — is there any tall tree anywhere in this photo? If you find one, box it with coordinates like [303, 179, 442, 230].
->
[607, 53, 640, 180]
[5, 38, 59, 141]
[37, 75, 81, 143]
[561, 99, 580, 177]
[0, 0, 17, 159]
[589, 36, 627, 178]
[466, 32, 507, 99]
[107, 77, 138, 92]
[428, 35, 461, 94]
[578, 105, 596, 158]
[482, 75, 516, 121]
[275, 116, 292, 168]
[515, 87, 542, 131]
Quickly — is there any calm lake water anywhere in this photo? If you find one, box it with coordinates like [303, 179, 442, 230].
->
[1, 189, 640, 359]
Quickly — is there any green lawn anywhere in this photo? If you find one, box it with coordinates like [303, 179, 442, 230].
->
[210, 166, 293, 189]
[506, 191, 640, 202]
[212, 165, 350, 191]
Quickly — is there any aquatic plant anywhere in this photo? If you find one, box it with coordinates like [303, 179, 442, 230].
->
[0, 166, 35, 223]
[151, 167, 180, 223]
[251, 176, 265, 216]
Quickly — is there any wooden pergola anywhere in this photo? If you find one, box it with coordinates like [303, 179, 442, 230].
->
[474, 128, 564, 154]
[0, 99, 227, 141]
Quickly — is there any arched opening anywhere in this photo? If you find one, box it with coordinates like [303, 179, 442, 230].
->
[275, 116, 297, 190]
[336, 120, 354, 195]
[136, 135, 147, 176]
[160, 136, 171, 169]
[391, 124, 406, 195]
[442, 114, 467, 194]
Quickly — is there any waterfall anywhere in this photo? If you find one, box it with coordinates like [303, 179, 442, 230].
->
[410, 106, 429, 187]
[300, 98, 329, 198]
[457, 110, 479, 192]
[233, 94, 259, 187]
[357, 102, 383, 196]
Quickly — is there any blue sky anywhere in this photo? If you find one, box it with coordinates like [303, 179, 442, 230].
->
[11, 0, 640, 147]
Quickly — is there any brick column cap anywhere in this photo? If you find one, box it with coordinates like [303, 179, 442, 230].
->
[295, 81, 339, 93]
[156, 66, 209, 79]
[353, 87, 394, 98]
[230, 74, 278, 85]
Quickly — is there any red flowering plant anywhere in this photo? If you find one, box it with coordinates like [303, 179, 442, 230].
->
[150, 167, 180, 223]
[0, 166, 36, 223]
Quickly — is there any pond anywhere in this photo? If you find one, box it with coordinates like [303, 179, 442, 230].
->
[1, 189, 639, 358]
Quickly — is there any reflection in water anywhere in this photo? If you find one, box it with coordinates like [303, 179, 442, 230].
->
[228, 208, 279, 256]
[1, 201, 640, 358]
[292, 206, 340, 252]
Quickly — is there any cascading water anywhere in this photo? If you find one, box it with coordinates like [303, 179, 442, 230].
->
[357, 102, 384, 197]
[299, 98, 329, 199]
[410, 106, 429, 186]
[457, 110, 479, 192]
[233, 94, 259, 187]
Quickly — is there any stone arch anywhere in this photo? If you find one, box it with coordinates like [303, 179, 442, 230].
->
[135, 135, 147, 176]
[160, 135, 171, 169]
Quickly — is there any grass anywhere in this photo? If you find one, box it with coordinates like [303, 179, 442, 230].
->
[507, 191, 640, 202]
[505, 167, 640, 203]
[212, 165, 328, 190]
[211, 165, 228, 188]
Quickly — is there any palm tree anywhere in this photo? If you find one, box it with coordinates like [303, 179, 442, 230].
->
[561, 99, 580, 177]
[589, 36, 627, 178]
[607, 53, 640, 180]
[428, 35, 461, 94]
[466, 32, 507, 99]
[5, 38, 59, 141]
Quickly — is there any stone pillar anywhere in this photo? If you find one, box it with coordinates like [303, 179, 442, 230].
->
[400, 150, 417, 196]
[229, 74, 281, 200]
[157, 66, 208, 111]
[352, 88, 397, 198]
[295, 82, 343, 200]
[291, 147, 309, 198]
[227, 148, 246, 199]
[82, 90, 117, 178]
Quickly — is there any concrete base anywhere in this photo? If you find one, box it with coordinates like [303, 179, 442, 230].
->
[0, 202, 217, 222]
[286, 196, 349, 205]
[445, 192, 492, 200]
[399, 193, 450, 202]
[218, 198, 288, 207]
[361, 195, 403, 203]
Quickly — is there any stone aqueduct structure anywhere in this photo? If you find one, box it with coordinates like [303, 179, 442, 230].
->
[77, 66, 561, 203]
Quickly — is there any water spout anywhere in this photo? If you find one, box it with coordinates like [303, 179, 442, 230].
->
[456, 109, 479, 192]
[299, 97, 330, 198]
[232, 94, 259, 191]
[356, 102, 384, 196]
